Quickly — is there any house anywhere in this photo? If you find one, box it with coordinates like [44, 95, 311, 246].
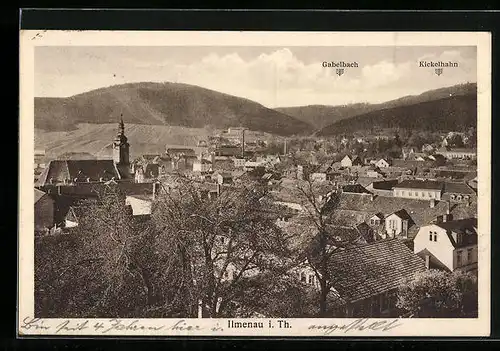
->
[384, 209, 415, 239]
[134, 163, 159, 183]
[34, 188, 55, 234]
[375, 158, 391, 168]
[214, 145, 242, 157]
[215, 172, 233, 185]
[368, 213, 385, 227]
[244, 160, 264, 171]
[327, 239, 427, 317]
[125, 194, 154, 216]
[366, 169, 384, 178]
[233, 158, 246, 168]
[340, 155, 363, 168]
[332, 192, 477, 240]
[366, 179, 399, 197]
[166, 147, 196, 158]
[193, 158, 212, 173]
[442, 182, 476, 203]
[438, 148, 476, 160]
[413, 218, 478, 274]
[393, 180, 443, 200]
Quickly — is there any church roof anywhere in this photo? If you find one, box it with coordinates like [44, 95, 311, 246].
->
[36, 160, 123, 186]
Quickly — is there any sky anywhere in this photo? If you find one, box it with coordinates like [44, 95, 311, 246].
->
[35, 46, 477, 107]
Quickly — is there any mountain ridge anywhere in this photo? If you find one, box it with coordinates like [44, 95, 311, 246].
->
[275, 82, 477, 130]
[35, 82, 314, 136]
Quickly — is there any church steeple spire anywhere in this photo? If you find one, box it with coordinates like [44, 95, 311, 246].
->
[113, 114, 130, 168]
[119, 115, 125, 135]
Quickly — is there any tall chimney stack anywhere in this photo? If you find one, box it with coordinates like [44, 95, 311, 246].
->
[241, 128, 245, 158]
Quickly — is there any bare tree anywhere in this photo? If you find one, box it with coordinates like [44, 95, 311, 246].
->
[151, 177, 293, 318]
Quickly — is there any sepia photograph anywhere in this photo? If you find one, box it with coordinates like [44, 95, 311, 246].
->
[19, 31, 491, 337]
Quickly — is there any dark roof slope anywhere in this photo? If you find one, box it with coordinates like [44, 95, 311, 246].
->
[443, 182, 476, 195]
[37, 160, 123, 186]
[394, 180, 443, 190]
[435, 218, 478, 248]
[329, 239, 426, 303]
[371, 179, 399, 190]
[342, 184, 372, 194]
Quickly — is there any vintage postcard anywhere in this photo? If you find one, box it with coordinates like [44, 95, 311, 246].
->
[19, 31, 491, 337]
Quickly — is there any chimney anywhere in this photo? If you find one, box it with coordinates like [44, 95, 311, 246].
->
[217, 183, 221, 196]
[241, 129, 245, 158]
[430, 199, 436, 208]
[446, 201, 450, 215]
[425, 254, 430, 269]
[284, 139, 287, 155]
[57, 185, 61, 195]
[370, 194, 374, 201]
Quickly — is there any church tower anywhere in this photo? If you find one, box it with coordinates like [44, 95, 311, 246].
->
[113, 117, 130, 176]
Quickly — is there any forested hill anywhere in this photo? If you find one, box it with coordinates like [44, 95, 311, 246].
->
[276, 83, 477, 131]
[35, 82, 313, 136]
[317, 94, 477, 136]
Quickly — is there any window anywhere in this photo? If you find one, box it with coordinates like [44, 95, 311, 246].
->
[457, 250, 462, 267]
[409, 191, 413, 196]
[433, 232, 437, 242]
[300, 273, 306, 282]
[420, 192, 424, 197]
[429, 232, 433, 241]
[308, 275, 315, 285]
[467, 248, 473, 263]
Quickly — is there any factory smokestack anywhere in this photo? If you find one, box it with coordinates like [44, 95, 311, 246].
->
[241, 128, 245, 158]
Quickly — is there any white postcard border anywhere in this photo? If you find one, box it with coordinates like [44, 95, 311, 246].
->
[19, 30, 492, 337]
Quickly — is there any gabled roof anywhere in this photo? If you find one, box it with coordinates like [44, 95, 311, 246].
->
[387, 209, 414, 224]
[329, 239, 426, 303]
[333, 193, 477, 238]
[394, 180, 443, 191]
[370, 213, 384, 220]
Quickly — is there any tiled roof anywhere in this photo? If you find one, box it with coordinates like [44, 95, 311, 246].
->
[394, 180, 443, 191]
[443, 182, 476, 195]
[370, 179, 399, 190]
[334, 193, 477, 237]
[329, 239, 426, 303]
[342, 184, 372, 194]
[37, 160, 123, 186]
